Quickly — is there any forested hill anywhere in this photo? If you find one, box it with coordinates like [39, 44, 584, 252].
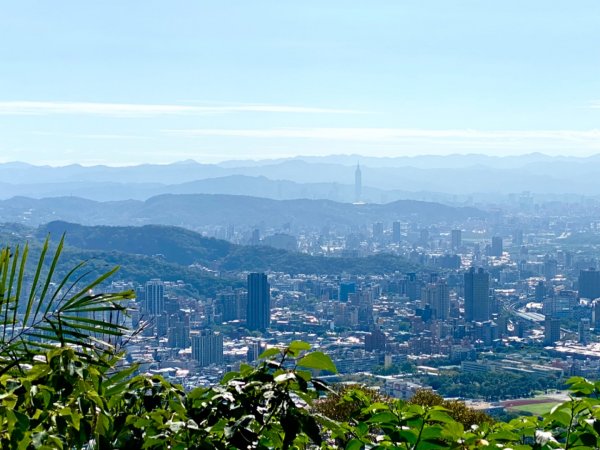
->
[0, 221, 414, 297]
[41, 221, 234, 266]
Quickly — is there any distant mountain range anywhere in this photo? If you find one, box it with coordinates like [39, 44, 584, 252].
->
[2, 154, 600, 201]
[0, 175, 448, 203]
[0, 194, 485, 230]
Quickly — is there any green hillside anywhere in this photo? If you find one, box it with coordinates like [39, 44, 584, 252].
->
[39, 221, 415, 275]
[0, 221, 416, 297]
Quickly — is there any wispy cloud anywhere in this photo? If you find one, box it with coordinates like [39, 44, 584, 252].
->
[163, 127, 600, 142]
[0, 101, 361, 117]
[32, 131, 150, 140]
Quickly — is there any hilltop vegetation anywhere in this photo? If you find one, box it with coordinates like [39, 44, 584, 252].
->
[4, 342, 600, 449]
[0, 222, 415, 296]
[40, 221, 415, 275]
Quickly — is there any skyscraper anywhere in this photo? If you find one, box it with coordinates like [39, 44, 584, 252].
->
[513, 229, 524, 246]
[535, 281, 546, 302]
[491, 236, 503, 257]
[339, 281, 356, 302]
[372, 222, 384, 241]
[579, 268, 600, 300]
[579, 318, 591, 345]
[191, 330, 223, 367]
[354, 162, 362, 203]
[464, 268, 490, 322]
[247, 273, 270, 331]
[145, 279, 165, 316]
[544, 315, 561, 345]
[392, 221, 402, 243]
[451, 229, 462, 250]
[250, 228, 261, 246]
[365, 328, 386, 352]
[594, 300, 600, 332]
[422, 279, 450, 320]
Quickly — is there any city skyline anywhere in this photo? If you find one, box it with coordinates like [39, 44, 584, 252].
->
[4, 2, 600, 443]
[2, 1, 600, 165]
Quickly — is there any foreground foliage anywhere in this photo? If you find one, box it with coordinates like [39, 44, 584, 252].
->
[0, 236, 134, 371]
[2, 343, 600, 449]
[408, 389, 494, 429]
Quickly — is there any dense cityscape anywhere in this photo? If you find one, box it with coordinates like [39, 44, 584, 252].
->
[69, 162, 600, 418]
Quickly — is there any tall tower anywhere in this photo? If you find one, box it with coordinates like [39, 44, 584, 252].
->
[145, 279, 165, 316]
[423, 279, 450, 320]
[464, 268, 490, 322]
[392, 221, 402, 243]
[544, 315, 561, 345]
[354, 162, 362, 203]
[451, 229, 462, 250]
[579, 268, 600, 300]
[191, 330, 223, 367]
[491, 236, 503, 257]
[247, 273, 270, 331]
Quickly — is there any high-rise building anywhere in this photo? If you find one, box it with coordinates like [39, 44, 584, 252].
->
[167, 314, 190, 349]
[579, 318, 591, 345]
[594, 300, 600, 332]
[145, 279, 165, 316]
[372, 222, 384, 241]
[339, 282, 356, 302]
[191, 330, 223, 367]
[348, 289, 374, 329]
[247, 341, 266, 362]
[422, 279, 450, 320]
[250, 228, 261, 246]
[392, 221, 402, 243]
[354, 163, 362, 203]
[579, 268, 600, 300]
[535, 281, 546, 302]
[544, 315, 561, 345]
[247, 273, 270, 331]
[217, 290, 238, 322]
[513, 229, 524, 246]
[464, 268, 490, 322]
[451, 229, 462, 250]
[226, 224, 235, 241]
[490, 236, 503, 257]
[365, 328, 386, 352]
[544, 259, 557, 280]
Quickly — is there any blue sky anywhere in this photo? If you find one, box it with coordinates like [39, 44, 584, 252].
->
[1, 1, 600, 165]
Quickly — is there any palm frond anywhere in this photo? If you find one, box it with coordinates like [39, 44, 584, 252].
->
[0, 235, 135, 371]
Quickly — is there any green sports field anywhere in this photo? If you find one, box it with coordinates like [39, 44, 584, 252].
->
[507, 401, 559, 416]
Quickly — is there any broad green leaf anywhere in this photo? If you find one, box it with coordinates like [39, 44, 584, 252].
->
[297, 351, 337, 373]
[346, 438, 364, 450]
[259, 348, 281, 359]
[287, 340, 311, 356]
[367, 411, 398, 425]
[427, 409, 453, 424]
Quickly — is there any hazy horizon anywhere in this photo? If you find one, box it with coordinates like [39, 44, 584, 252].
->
[3, 151, 600, 168]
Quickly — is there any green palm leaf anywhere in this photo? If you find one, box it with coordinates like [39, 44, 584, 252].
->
[0, 235, 135, 371]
